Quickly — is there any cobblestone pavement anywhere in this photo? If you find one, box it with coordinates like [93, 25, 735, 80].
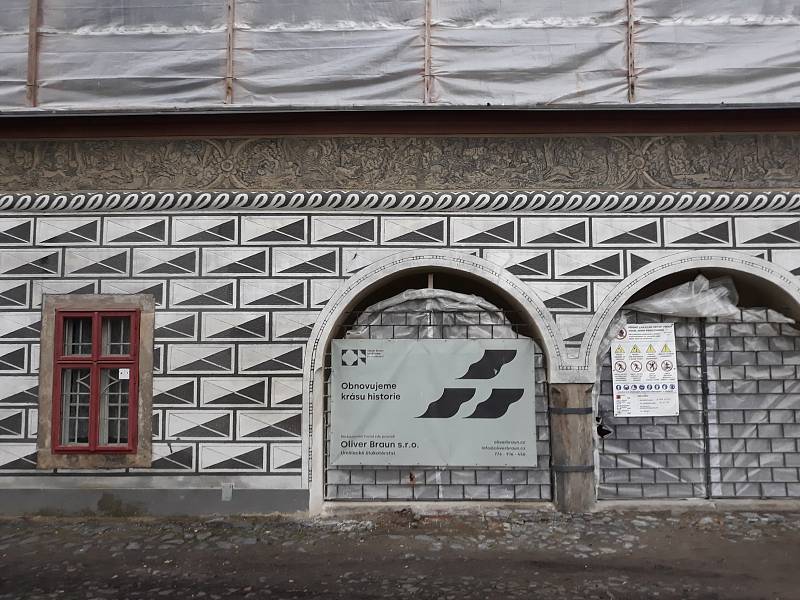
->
[1, 508, 799, 599]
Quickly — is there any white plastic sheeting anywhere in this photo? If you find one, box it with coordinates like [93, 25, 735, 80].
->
[624, 275, 740, 318]
[635, 0, 800, 104]
[2, 0, 800, 111]
[0, 0, 28, 107]
[346, 288, 519, 340]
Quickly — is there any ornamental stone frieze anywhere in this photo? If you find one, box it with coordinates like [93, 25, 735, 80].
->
[0, 134, 798, 193]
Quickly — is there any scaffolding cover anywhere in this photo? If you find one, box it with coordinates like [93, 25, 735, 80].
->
[2, 0, 800, 112]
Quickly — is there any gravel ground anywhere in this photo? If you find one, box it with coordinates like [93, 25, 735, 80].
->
[0, 508, 798, 599]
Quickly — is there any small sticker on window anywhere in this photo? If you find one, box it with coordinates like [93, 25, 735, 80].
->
[118, 368, 130, 380]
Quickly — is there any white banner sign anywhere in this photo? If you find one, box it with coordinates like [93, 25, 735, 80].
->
[329, 338, 537, 467]
[611, 323, 679, 417]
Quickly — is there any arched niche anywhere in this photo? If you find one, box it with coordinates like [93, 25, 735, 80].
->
[302, 250, 563, 511]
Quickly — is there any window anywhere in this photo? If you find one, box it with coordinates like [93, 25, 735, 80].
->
[53, 311, 138, 452]
[38, 295, 154, 469]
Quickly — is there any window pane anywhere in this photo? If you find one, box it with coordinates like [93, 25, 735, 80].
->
[63, 318, 92, 356]
[61, 368, 91, 445]
[102, 317, 131, 355]
[100, 368, 129, 446]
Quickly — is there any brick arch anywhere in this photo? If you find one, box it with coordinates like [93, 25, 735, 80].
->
[302, 249, 563, 512]
[582, 250, 800, 372]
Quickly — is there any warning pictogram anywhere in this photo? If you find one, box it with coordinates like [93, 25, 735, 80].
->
[615, 345, 625, 354]
[646, 344, 656, 353]
[661, 343, 671, 353]
[630, 344, 641, 353]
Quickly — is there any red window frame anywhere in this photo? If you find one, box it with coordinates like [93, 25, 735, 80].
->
[52, 310, 140, 453]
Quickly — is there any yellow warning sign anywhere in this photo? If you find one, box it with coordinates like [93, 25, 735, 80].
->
[630, 344, 641, 353]
[646, 344, 656, 353]
[615, 345, 625, 354]
[661, 343, 671, 352]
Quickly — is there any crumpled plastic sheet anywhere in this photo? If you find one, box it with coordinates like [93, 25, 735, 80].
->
[624, 275, 740, 318]
[345, 288, 521, 340]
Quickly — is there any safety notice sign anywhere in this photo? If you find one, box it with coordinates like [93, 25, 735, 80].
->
[610, 323, 679, 417]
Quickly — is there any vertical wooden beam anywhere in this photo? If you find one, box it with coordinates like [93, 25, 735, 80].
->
[626, 0, 636, 103]
[224, 0, 236, 104]
[26, 0, 41, 107]
[423, 0, 432, 104]
[549, 383, 595, 512]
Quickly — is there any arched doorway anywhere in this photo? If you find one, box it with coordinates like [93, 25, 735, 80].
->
[303, 250, 561, 512]
[588, 252, 800, 500]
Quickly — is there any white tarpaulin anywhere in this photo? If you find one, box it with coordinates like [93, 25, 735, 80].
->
[2, 0, 800, 111]
[329, 338, 537, 467]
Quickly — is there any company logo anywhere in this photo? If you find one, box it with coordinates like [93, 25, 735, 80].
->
[417, 349, 523, 420]
[341, 348, 367, 366]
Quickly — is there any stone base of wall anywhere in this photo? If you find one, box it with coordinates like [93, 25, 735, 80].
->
[0, 488, 308, 516]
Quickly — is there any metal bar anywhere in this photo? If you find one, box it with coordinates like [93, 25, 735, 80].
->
[423, 0, 433, 103]
[225, 0, 236, 104]
[698, 317, 713, 499]
[549, 406, 593, 415]
[625, 0, 636, 102]
[26, 0, 40, 107]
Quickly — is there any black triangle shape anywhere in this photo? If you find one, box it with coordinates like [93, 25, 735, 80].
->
[0, 348, 25, 370]
[1, 320, 41, 339]
[154, 316, 195, 338]
[507, 254, 549, 276]
[210, 251, 267, 274]
[276, 457, 302, 470]
[675, 222, 730, 245]
[0, 222, 31, 244]
[207, 381, 265, 405]
[6, 253, 59, 275]
[140, 284, 164, 306]
[244, 414, 301, 438]
[175, 348, 231, 372]
[544, 286, 589, 310]
[603, 222, 659, 245]
[205, 447, 264, 470]
[388, 221, 445, 244]
[250, 220, 305, 242]
[73, 252, 127, 274]
[245, 347, 303, 372]
[278, 324, 313, 339]
[280, 252, 336, 274]
[0, 452, 36, 470]
[746, 221, 800, 245]
[564, 254, 620, 277]
[0, 412, 22, 436]
[530, 222, 586, 244]
[112, 221, 166, 243]
[629, 253, 651, 272]
[459, 221, 515, 244]
[175, 414, 230, 438]
[274, 392, 302, 406]
[0, 385, 37, 404]
[319, 221, 375, 243]
[154, 381, 195, 405]
[249, 284, 305, 307]
[0, 284, 28, 306]
[152, 447, 193, 469]
[565, 332, 585, 343]
[209, 316, 266, 339]
[141, 252, 196, 274]
[181, 220, 236, 243]
[43, 221, 97, 244]
[176, 284, 233, 306]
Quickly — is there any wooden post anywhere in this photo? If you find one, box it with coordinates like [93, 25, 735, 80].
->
[549, 382, 595, 512]
[625, 0, 636, 103]
[224, 0, 236, 104]
[26, 0, 41, 107]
